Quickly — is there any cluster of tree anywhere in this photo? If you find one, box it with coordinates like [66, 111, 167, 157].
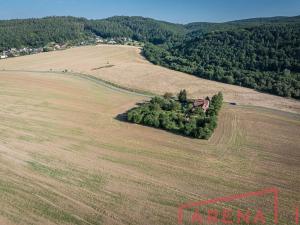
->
[143, 22, 300, 99]
[127, 91, 223, 139]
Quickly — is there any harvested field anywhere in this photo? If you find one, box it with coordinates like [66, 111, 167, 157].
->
[0, 45, 299, 114]
[0, 45, 299, 225]
[0, 68, 299, 225]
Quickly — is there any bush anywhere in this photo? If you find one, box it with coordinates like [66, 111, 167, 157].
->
[163, 92, 173, 99]
[178, 89, 187, 103]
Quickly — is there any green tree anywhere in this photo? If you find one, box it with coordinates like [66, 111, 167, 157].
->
[178, 89, 187, 103]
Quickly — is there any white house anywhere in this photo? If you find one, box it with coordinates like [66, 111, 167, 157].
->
[107, 40, 117, 44]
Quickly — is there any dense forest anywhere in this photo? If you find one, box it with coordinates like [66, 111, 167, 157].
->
[0, 15, 299, 98]
[0, 17, 88, 50]
[143, 23, 300, 98]
[127, 91, 223, 139]
[0, 16, 185, 51]
[86, 16, 186, 44]
[142, 16, 300, 99]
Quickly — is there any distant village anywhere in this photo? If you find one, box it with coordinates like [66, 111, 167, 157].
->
[0, 36, 141, 60]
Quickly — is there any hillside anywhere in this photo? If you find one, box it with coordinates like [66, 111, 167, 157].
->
[0, 45, 299, 114]
[185, 15, 300, 33]
[0, 16, 185, 51]
[0, 17, 88, 51]
[0, 9, 300, 225]
[0, 15, 299, 99]
[1, 15, 299, 51]
[144, 23, 300, 99]
[0, 52, 299, 225]
[86, 16, 186, 44]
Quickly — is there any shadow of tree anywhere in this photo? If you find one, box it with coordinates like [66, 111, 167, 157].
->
[115, 112, 128, 122]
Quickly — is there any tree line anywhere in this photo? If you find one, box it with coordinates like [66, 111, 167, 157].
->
[127, 91, 223, 139]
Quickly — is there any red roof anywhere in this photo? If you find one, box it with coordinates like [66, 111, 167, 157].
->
[193, 99, 210, 111]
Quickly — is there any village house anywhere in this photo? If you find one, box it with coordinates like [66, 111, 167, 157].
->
[0, 54, 8, 59]
[6, 48, 20, 57]
[32, 48, 43, 54]
[107, 40, 117, 44]
[193, 98, 210, 112]
[54, 44, 61, 50]
[95, 37, 104, 43]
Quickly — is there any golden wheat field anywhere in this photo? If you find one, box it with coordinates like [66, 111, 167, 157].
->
[0, 45, 299, 225]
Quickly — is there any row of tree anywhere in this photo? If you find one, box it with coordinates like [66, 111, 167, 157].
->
[127, 91, 223, 139]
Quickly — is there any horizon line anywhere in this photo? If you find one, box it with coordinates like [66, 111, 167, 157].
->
[0, 14, 299, 25]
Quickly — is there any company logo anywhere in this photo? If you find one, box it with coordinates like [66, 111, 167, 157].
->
[178, 187, 298, 224]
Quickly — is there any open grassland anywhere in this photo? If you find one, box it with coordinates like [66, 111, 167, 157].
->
[0, 45, 299, 114]
[0, 69, 299, 224]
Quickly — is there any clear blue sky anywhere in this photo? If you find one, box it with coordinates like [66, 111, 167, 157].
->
[1, 0, 299, 23]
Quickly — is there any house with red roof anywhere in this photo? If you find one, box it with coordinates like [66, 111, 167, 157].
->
[193, 98, 210, 112]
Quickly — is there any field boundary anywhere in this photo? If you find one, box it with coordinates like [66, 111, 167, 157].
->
[0, 69, 155, 98]
[1, 69, 300, 117]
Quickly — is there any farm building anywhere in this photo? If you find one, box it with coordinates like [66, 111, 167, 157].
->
[193, 98, 210, 112]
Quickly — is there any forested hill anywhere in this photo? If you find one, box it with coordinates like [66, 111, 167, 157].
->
[0, 16, 186, 51]
[86, 16, 186, 44]
[184, 15, 300, 35]
[0, 15, 299, 98]
[228, 15, 300, 24]
[143, 17, 300, 99]
[2, 15, 299, 50]
[0, 17, 87, 50]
